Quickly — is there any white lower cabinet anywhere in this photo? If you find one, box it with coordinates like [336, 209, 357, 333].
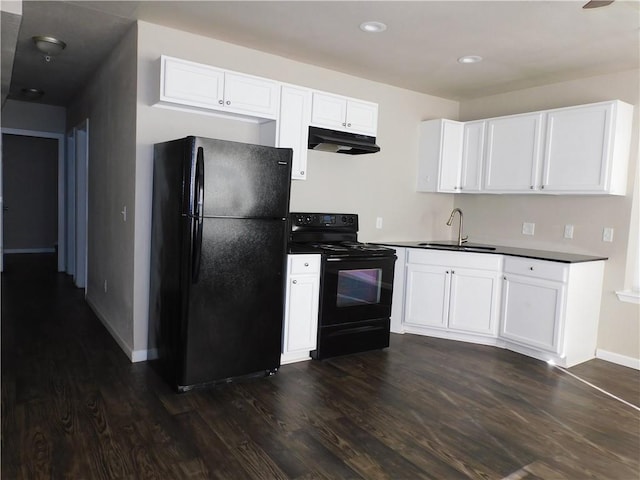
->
[499, 257, 605, 367]
[281, 254, 320, 364]
[403, 250, 502, 342]
[392, 248, 605, 367]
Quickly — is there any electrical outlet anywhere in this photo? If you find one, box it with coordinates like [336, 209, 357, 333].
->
[376, 217, 383, 229]
[564, 224, 574, 239]
[121, 206, 127, 222]
[603, 227, 614, 242]
[104, 280, 108, 293]
[522, 222, 535, 236]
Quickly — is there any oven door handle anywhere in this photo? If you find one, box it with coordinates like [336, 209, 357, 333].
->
[329, 325, 384, 336]
[325, 255, 397, 262]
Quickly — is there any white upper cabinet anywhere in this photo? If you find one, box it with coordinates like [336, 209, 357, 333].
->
[484, 112, 545, 193]
[416, 119, 464, 192]
[277, 85, 312, 180]
[541, 100, 633, 195]
[420, 100, 633, 196]
[311, 92, 378, 136]
[159, 56, 279, 119]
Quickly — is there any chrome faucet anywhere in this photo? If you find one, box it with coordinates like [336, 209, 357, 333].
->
[446, 208, 468, 246]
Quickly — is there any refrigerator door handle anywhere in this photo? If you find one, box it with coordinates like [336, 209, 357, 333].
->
[191, 148, 205, 283]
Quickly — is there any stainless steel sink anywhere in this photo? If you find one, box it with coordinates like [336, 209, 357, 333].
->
[416, 242, 497, 251]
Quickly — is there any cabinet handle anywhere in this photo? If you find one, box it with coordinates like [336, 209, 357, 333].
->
[292, 280, 297, 284]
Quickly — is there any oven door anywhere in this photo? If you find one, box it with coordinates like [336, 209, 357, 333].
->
[319, 255, 396, 326]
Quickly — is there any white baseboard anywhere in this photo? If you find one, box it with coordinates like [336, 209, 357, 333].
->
[596, 349, 640, 370]
[85, 296, 144, 363]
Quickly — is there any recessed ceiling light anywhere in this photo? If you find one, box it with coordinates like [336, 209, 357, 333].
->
[458, 55, 483, 64]
[360, 21, 387, 33]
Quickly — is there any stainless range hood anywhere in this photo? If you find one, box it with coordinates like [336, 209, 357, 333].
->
[308, 126, 380, 155]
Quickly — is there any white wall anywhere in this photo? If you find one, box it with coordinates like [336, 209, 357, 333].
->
[457, 69, 640, 362]
[66, 24, 138, 359]
[134, 21, 460, 355]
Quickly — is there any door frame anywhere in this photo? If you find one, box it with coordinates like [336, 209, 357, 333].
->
[73, 119, 89, 291]
[1, 128, 66, 272]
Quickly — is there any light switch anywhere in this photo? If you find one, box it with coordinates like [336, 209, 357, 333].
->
[603, 227, 614, 242]
[376, 217, 383, 229]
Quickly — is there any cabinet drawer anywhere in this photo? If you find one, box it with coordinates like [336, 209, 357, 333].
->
[407, 249, 501, 271]
[289, 254, 321, 274]
[503, 257, 567, 282]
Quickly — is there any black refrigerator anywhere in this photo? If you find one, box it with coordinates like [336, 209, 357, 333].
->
[149, 136, 292, 392]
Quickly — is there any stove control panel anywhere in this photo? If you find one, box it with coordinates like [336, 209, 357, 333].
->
[291, 213, 358, 230]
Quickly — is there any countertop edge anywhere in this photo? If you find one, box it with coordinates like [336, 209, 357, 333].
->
[372, 241, 608, 264]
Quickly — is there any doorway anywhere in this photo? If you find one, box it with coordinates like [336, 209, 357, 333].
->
[1, 129, 65, 273]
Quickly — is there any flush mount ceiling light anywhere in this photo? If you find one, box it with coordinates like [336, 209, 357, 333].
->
[32, 35, 67, 62]
[20, 88, 44, 100]
[359, 21, 387, 33]
[457, 55, 483, 64]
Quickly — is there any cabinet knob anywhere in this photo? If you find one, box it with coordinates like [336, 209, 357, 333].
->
[218, 100, 224, 105]
[446, 270, 450, 274]
[451, 270, 455, 274]
[541, 185, 545, 190]
[300, 171, 305, 175]
[347, 123, 351, 127]
[530, 266, 534, 271]
[292, 280, 297, 284]
[304, 262, 309, 267]
[342, 122, 346, 127]
[504, 276, 507, 280]
[226, 100, 231, 105]
[530, 185, 534, 189]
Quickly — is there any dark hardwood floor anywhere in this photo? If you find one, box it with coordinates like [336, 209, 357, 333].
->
[2, 253, 639, 479]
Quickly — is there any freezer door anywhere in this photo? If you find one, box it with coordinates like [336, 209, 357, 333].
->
[180, 217, 286, 388]
[192, 137, 292, 219]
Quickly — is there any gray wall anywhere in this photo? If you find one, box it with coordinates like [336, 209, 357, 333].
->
[66, 24, 138, 357]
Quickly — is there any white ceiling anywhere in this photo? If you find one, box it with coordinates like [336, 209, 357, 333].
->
[4, 0, 640, 106]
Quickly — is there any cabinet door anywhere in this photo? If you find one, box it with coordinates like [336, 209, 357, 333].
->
[345, 100, 378, 135]
[311, 92, 347, 129]
[541, 103, 612, 193]
[448, 268, 500, 335]
[278, 85, 311, 180]
[500, 274, 564, 352]
[223, 72, 279, 117]
[460, 121, 486, 192]
[161, 57, 224, 108]
[284, 274, 320, 353]
[484, 113, 544, 192]
[404, 264, 450, 329]
[438, 120, 464, 192]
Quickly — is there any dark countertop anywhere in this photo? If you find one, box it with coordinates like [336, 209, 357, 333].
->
[372, 240, 608, 264]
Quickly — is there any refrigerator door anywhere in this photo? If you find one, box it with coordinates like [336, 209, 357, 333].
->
[190, 137, 292, 219]
[180, 217, 286, 388]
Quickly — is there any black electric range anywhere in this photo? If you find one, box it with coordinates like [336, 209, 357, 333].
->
[288, 212, 396, 360]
